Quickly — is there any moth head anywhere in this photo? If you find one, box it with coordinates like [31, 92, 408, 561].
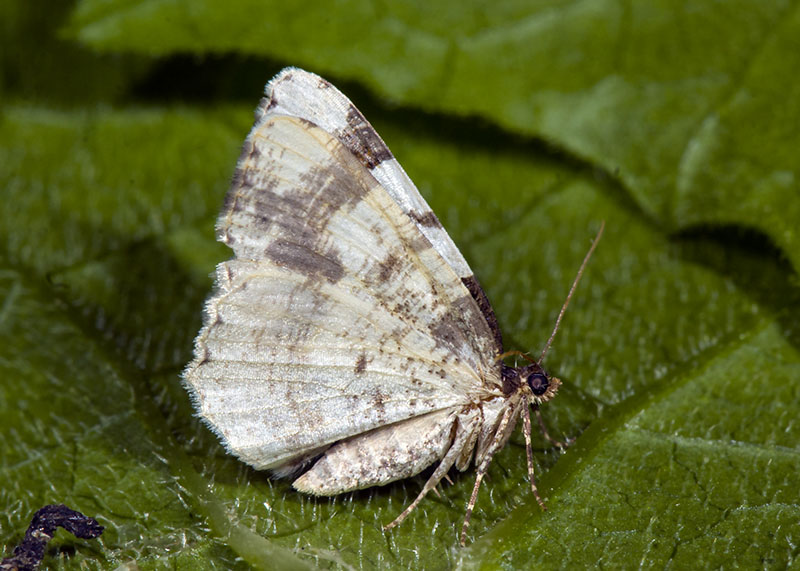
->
[500, 362, 560, 403]
[522, 365, 561, 404]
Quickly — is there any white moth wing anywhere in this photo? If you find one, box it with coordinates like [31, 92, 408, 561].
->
[263, 68, 472, 279]
[184, 113, 503, 472]
[264, 68, 505, 351]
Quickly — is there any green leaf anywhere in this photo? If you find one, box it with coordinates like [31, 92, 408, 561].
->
[66, 0, 800, 272]
[2, 98, 798, 568]
[0, 0, 149, 104]
[3, 1, 799, 568]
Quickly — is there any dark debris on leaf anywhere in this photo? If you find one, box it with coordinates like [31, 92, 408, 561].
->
[1, 505, 104, 571]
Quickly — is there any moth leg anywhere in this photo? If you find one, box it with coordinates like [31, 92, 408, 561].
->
[521, 402, 546, 510]
[382, 456, 452, 531]
[533, 405, 570, 449]
[384, 411, 480, 531]
[460, 404, 516, 547]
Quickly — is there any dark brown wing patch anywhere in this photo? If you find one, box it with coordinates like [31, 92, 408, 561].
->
[461, 275, 503, 352]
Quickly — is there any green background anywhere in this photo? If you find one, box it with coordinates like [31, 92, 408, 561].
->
[2, 1, 799, 569]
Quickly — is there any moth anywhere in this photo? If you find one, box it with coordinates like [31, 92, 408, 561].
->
[183, 67, 602, 545]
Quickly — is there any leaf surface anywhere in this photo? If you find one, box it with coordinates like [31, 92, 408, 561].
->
[1, 1, 799, 568]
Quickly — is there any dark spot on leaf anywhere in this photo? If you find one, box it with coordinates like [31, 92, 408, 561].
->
[1, 505, 104, 571]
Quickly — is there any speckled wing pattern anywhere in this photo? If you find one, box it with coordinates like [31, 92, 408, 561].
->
[261, 68, 503, 351]
[183, 68, 507, 490]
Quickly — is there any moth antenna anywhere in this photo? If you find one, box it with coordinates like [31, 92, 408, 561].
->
[538, 221, 605, 365]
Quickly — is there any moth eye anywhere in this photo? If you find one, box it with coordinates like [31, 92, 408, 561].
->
[527, 373, 549, 396]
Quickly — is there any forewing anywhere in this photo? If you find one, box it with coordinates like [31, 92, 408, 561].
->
[264, 68, 504, 350]
[184, 114, 502, 470]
